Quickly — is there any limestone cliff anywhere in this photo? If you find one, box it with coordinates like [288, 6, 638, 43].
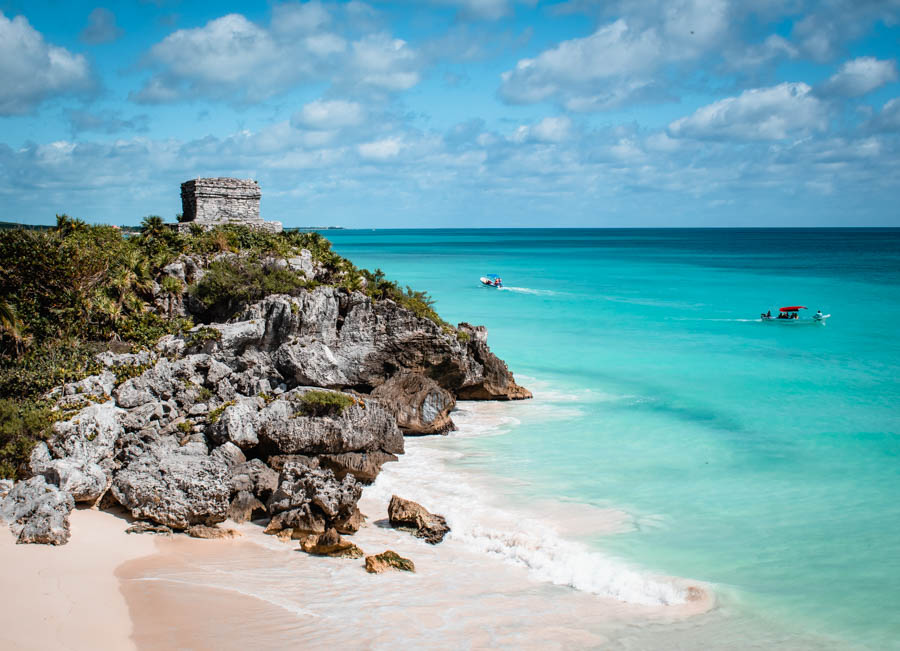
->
[0, 247, 530, 545]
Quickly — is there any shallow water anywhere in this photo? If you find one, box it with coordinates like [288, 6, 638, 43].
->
[318, 228, 900, 649]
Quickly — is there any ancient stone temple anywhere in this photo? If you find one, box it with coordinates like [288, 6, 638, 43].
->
[178, 178, 282, 233]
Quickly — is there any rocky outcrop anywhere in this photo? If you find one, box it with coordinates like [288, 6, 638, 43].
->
[231, 291, 528, 400]
[4, 249, 529, 546]
[455, 324, 532, 400]
[298, 527, 363, 558]
[317, 451, 398, 484]
[264, 459, 361, 536]
[388, 495, 450, 545]
[371, 371, 456, 434]
[0, 476, 74, 545]
[112, 443, 230, 530]
[365, 550, 415, 573]
[251, 388, 404, 457]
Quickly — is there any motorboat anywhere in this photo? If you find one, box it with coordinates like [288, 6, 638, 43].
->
[480, 274, 503, 288]
[760, 306, 830, 324]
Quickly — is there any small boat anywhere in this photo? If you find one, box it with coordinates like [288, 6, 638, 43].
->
[480, 273, 503, 288]
[760, 306, 830, 324]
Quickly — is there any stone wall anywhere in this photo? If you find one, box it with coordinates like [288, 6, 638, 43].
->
[179, 178, 281, 233]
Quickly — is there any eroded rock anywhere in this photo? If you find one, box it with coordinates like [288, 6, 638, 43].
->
[388, 495, 450, 545]
[298, 527, 363, 558]
[265, 459, 361, 536]
[112, 444, 230, 530]
[187, 524, 240, 539]
[0, 476, 74, 545]
[365, 550, 415, 573]
[371, 371, 456, 435]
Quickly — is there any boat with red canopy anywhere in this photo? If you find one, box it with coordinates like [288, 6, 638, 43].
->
[760, 306, 830, 323]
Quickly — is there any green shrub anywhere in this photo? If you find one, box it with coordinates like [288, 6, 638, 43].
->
[185, 326, 222, 348]
[189, 259, 310, 320]
[456, 330, 470, 343]
[0, 399, 54, 479]
[294, 390, 355, 418]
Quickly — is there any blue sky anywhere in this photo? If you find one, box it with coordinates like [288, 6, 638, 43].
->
[1, 0, 899, 227]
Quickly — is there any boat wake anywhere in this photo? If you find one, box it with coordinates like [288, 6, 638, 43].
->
[497, 285, 559, 296]
[667, 317, 760, 323]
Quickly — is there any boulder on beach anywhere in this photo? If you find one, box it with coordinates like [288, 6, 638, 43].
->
[388, 494, 450, 544]
[298, 527, 363, 558]
[0, 476, 75, 545]
[365, 550, 415, 573]
[112, 443, 230, 530]
[187, 524, 241, 539]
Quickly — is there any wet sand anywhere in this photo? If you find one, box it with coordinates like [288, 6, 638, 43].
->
[117, 494, 713, 650]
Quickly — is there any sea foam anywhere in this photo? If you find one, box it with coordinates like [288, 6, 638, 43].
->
[363, 398, 692, 607]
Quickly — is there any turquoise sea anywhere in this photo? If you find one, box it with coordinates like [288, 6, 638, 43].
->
[325, 228, 900, 649]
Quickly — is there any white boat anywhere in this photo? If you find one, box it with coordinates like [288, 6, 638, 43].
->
[760, 306, 830, 324]
[480, 274, 502, 288]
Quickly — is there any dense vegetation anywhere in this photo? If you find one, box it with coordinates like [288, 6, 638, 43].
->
[0, 216, 445, 478]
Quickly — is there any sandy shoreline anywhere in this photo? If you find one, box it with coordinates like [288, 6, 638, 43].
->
[0, 401, 715, 650]
[0, 507, 156, 651]
[114, 483, 713, 650]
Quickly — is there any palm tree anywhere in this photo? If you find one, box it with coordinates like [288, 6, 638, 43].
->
[55, 214, 88, 236]
[111, 249, 154, 311]
[140, 215, 167, 239]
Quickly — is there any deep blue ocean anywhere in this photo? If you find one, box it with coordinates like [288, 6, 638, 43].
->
[325, 228, 900, 648]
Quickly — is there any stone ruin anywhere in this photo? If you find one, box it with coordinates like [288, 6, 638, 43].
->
[178, 178, 282, 233]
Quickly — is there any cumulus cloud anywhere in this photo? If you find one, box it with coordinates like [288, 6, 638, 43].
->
[0, 12, 94, 116]
[668, 82, 829, 141]
[499, 0, 729, 110]
[131, 8, 421, 104]
[510, 116, 573, 143]
[817, 57, 898, 97]
[358, 137, 403, 160]
[292, 99, 366, 130]
[80, 8, 123, 44]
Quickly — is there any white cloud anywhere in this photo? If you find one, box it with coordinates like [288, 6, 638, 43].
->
[668, 82, 829, 141]
[499, 0, 730, 110]
[358, 137, 403, 159]
[292, 99, 366, 129]
[80, 8, 123, 44]
[818, 57, 898, 97]
[510, 116, 572, 143]
[0, 12, 94, 115]
[870, 97, 900, 132]
[132, 10, 422, 104]
[349, 34, 421, 91]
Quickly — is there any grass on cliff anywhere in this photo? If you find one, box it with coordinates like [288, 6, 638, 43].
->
[294, 390, 356, 418]
[0, 215, 447, 478]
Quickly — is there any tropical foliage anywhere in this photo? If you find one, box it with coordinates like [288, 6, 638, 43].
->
[0, 217, 445, 478]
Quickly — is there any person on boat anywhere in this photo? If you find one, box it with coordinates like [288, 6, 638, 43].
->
[767, 310, 772, 318]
